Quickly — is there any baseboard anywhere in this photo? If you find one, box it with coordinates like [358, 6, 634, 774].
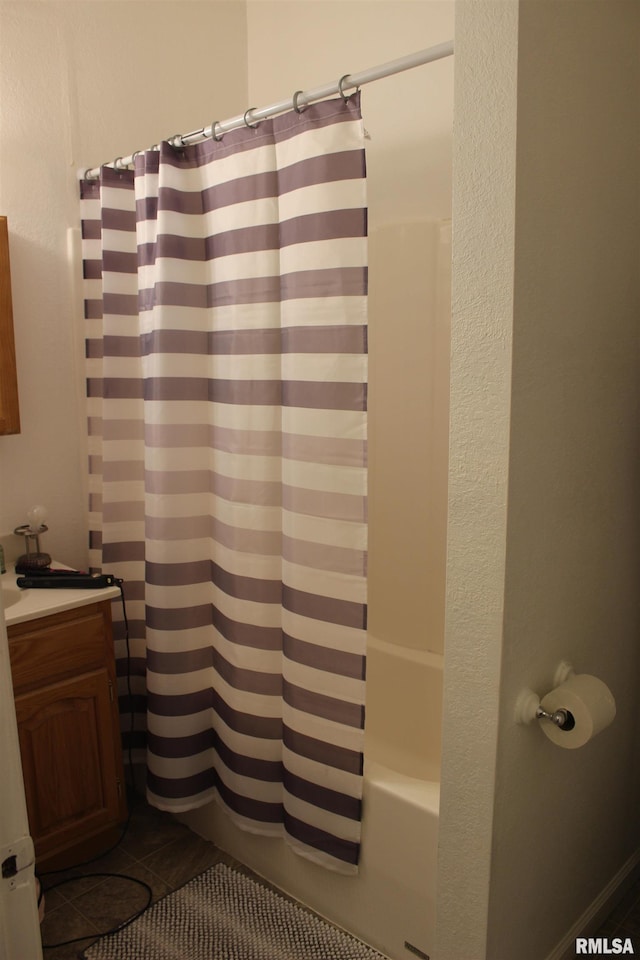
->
[546, 848, 640, 960]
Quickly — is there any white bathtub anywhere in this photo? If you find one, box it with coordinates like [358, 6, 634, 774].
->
[357, 634, 443, 959]
[180, 637, 443, 960]
[356, 756, 440, 959]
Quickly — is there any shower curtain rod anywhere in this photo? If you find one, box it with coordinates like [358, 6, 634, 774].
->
[83, 40, 453, 180]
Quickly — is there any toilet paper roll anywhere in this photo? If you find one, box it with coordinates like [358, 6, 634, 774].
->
[538, 673, 616, 749]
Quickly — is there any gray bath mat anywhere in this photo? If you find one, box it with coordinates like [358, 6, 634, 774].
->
[82, 861, 386, 960]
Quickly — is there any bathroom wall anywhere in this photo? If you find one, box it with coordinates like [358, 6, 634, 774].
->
[438, 3, 640, 958]
[0, 0, 248, 569]
[246, 0, 454, 657]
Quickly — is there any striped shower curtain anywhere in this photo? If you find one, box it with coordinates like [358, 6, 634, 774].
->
[80, 95, 368, 872]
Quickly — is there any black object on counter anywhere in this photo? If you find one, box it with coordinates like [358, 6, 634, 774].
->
[16, 573, 119, 590]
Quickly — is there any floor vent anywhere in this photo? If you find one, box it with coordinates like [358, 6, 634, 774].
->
[404, 942, 430, 960]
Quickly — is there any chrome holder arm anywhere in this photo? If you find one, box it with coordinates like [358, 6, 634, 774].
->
[535, 706, 571, 729]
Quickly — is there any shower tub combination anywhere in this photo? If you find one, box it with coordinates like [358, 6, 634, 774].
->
[181, 634, 443, 960]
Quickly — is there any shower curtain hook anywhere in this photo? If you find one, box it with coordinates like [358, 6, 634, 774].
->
[338, 74, 359, 102]
[210, 121, 224, 142]
[292, 90, 307, 114]
[243, 108, 260, 129]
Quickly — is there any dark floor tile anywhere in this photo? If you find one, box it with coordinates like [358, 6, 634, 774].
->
[99, 853, 173, 904]
[119, 799, 193, 861]
[140, 830, 222, 889]
[616, 908, 640, 939]
[71, 861, 167, 934]
[624, 888, 640, 918]
[41, 847, 138, 902]
[605, 882, 640, 927]
[593, 919, 621, 939]
[40, 899, 100, 960]
[41, 885, 67, 912]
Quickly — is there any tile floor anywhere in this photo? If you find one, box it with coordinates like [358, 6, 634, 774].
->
[39, 794, 244, 960]
[39, 791, 640, 960]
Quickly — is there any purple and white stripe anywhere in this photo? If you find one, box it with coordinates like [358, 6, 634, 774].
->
[81, 94, 368, 872]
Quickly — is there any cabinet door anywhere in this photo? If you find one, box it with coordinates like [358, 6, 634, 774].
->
[14, 668, 123, 861]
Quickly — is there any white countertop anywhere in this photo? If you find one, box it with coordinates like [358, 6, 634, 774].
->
[1, 563, 121, 627]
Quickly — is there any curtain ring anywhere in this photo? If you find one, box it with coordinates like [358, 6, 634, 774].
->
[338, 74, 359, 102]
[292, 90, 307, 114]
[243, 108, 260, 129]
[210, 121, 224, 142]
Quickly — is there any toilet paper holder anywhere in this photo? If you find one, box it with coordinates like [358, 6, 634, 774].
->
[515, 661, 576, 728]
[532, 704, 575, 730]
[515, 660, 616, 748]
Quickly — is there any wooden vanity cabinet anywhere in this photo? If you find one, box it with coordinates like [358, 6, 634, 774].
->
[8, 600, 127, 869]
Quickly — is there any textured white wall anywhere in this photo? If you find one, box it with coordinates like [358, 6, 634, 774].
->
[438, 3, 640, 959]
[436, 4, 519, 957]
[0, 0, 248, 568]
